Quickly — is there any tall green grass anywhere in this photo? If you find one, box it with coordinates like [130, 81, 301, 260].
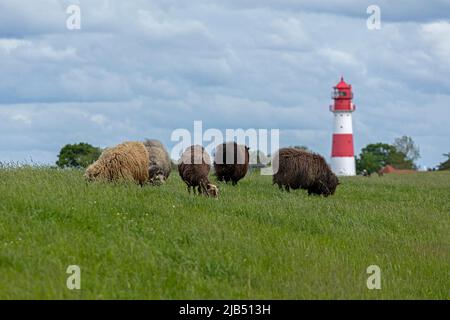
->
[0, 166, 448, 299]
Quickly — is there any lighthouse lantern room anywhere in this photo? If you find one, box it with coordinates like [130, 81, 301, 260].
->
[330, 77, 356, 176]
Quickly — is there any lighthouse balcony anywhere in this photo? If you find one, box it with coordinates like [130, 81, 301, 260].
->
[329, 104, 356, 112]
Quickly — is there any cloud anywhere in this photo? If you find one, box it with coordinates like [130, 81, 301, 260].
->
[10, 113, 32, 125]
[221, 0, 450, 22]
[420, 21, 450, 68]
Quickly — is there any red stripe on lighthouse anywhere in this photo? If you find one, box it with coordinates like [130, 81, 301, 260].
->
[332, 134, 354, 157]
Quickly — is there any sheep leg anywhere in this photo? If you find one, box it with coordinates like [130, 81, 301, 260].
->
[284, 185, 290, 192]
[186, 183, 192, 194]
[199, 181, 209, 196]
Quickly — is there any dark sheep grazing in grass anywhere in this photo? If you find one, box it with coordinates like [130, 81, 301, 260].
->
[143, 139, 171, 185]
[84, 141, 149, 185]
[214, 142, 250, 185]
[272, 148, 339, 196]
[178, 145, 219, 198]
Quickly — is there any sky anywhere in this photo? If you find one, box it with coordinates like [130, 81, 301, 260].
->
[0, 0, 449, 168]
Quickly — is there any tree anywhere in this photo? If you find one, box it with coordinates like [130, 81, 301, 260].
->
[438, 153, 450, 171]
[56, 143, 101, 169]
[356, 143, 389, 174]
[393, 136, 420, 166]
[356, 151, 381, 174]
[356, 142, 415, 174]
[387, 149, 415, 169]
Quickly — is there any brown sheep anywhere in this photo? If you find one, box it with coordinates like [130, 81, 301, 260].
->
[178, 145, 219, 198]
[84, 141, 149, 185]
[272, 148, 339, 196]
[214, 142, 250, 185]
[143, 139, 171, 185]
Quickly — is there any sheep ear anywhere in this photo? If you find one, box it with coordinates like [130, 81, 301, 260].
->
[245, 146, 250, 151]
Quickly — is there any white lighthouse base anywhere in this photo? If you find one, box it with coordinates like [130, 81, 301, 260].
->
[331, 157, 356, 176]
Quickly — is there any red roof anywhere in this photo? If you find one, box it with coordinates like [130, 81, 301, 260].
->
[335, 77, 351, 89]
[379, 165, 416, 174]
[380, 165, 396, 173]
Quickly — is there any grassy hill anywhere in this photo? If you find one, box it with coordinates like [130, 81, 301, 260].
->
[0, 166, 448, 299]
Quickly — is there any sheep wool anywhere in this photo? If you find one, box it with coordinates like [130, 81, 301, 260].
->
[84, 141, 149, 185]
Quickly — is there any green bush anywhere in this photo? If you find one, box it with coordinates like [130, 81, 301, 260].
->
[56, 143, 101, 169]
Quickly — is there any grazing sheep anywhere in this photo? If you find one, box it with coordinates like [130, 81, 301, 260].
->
[84, 141, 149, 185]
[214, 142, 250, 185]
[272, 148, 339, 196]
[178, 145, 219, 198]
[362, 169, 371, 177]
[143, 139, 171, 184]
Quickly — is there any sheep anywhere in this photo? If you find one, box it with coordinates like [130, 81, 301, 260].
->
[214, 142, 250, 185]
[361, 169, 371, 177]
[143, 139, 171, 185]
[272, 148, 339, 196]
[178, 145, 219, 198]
[84, 141, 149, 185]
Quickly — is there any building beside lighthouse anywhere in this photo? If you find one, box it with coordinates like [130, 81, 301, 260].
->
[330, 77, 356, 176]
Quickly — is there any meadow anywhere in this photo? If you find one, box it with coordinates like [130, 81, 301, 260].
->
[0, 166, 448, 299]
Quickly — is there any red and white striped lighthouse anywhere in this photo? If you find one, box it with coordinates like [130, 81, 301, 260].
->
[330, 77, 356, 176]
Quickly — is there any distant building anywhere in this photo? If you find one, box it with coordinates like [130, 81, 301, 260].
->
[379, 165, 416, 174]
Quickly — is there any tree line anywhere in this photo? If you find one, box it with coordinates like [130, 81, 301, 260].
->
[56, 138, 450, 172]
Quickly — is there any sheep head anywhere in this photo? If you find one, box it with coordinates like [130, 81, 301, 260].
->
[149, 166, 166, 185]
[206, 183, 219, 198]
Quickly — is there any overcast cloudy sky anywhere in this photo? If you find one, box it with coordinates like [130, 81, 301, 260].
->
[0, 0, 449, 168]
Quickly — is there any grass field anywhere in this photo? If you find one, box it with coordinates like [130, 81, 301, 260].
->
[0, 166, 448, 299]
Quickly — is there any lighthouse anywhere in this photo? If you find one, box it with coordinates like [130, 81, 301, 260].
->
[330, 77, 356, 176]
